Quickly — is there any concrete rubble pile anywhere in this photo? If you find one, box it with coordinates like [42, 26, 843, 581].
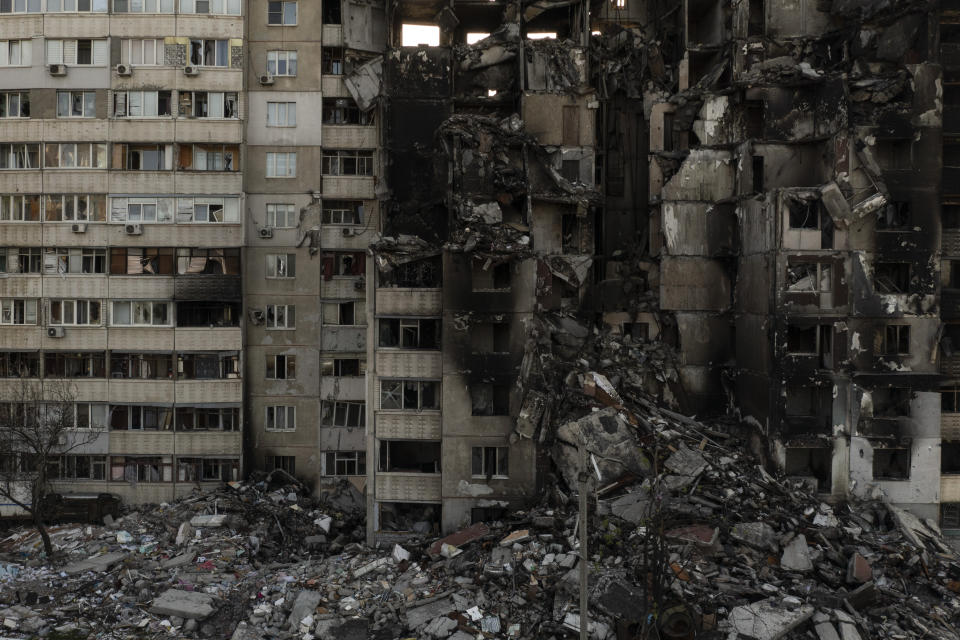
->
[2, 396, 960, 639]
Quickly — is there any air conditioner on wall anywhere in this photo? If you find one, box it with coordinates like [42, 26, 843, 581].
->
[259, 74, 274, 85]
[47, 327, 64, 338]
[71, 223, 86, 233]
[125, 223, 143, 235]
[48, 64, 67, 76]
[115, 63, 132, 76]
[184, 65, 200, 76]
[259, 227, 274, 239]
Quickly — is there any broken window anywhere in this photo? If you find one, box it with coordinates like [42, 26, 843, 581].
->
[380, 380, 440, 410]
[873, 262, 911, 294]
[874, 140, 912, 171]
[177, 353, 239, 379]
[378, 318, 440, 349]
[950, 261, 960, 289]
[751, 155, 764, 192]
[324, 451, 365, 476]
[176, 302, 240, 327]
[788, 200, 820, 229]
[322, 98, 373, 125]
[786, 261, 832, 293]
[378, 502, 439, 534]
[944, 205, 960, 230]
[943, 386, 960, 413]
[266, 455, 295, 476]
[623, 322, 649, 341]
[380, 256, 442, 288]
[265, 253, 295, 278]
[321, 0, 339, 23]
[785, 385, 830, 418]
[943, 503, 960, 529]
[320, 401, 365, 427]
[321, 300, 361, 325]
[877, 201, 911, 230]
[872, 387, 911, 417]
[379, 440, 440, 473]
[469, 323, 510, 353]
[943, 442, 960, 474]
[560, 159, 580, 182]
[872, 447, 910, 480]
[943, 324, 960, 357]
[266, 354, 295, 380]
[744, 100, 763, 138]
[472, 261, 511, 291]
[401, 24, 440, 47]
[747, 0, 764, 36]
[321, 200, 363, 225]
[784, 447, 831, 492]
[320, 358, 365, 376]
[471, 446, 508, 478]
[470, 383, 511, 416]
[881, 325, 911, 356]
[786, 324, 833, 367]
[321, 149, 374, 176]
[321, 47, 343, 75]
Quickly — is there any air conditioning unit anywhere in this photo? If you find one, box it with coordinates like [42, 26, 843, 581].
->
[342, 227, 355, 237]
[47, 326, 65, 338]
[311, 190, 322, 200]
[259, 227, 274, 239]
[71, 223, 87, 233]
[115, 63, 132, 76]
[354, 276, 365, 291]
[48, 64, 67, 76]
[184, 65, 200, 76]
[125, 223, 143, 235]
[258, 74, 274, 85]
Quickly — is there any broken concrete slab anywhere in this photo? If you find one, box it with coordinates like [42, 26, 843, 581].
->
[664, 443, 708, 477]
[846, 553, 872, 584]
[286, 590, 322, 629]
[666, 524, 719, 548]
[62, 552, 127, 576]
[781, 535, 813, 572]
[160, 551, 195, 569]
[609, 490, 650, 524]
[553, 408, 652, 491]
[149, 589, 216, 620]
[406, 596, 456, 630]
[190, 514, 230, 528]
[730, 522, 778, 552]
[426, 522, 489, 557]
[727, 598, 815, 640]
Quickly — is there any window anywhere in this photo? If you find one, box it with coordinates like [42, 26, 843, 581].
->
[266, 304, 295, 329]
[0, 92, 29, 118]
[472, 261, 511, 291]
[786, 261, 832, 293]
[322, 300, 363, 325]
[944, 387, 960, 413]
[44, 195, 106, 222]
[176, 198, 240, 223]
[322, 0, 340, 23]
[320, 358, 364, 376]
[882, 325, 910, 356]
[182, 92, 238, 119]
[44, 352, 106, 377]
[174, 248, 240, 275]
[56, 91, 95, 119]
[788, 200, 822, 229]
[324, 451, 365, 476]
[111, 301, 171, 326]
[176, 457, 239, 482]
[177, 353, 239, 379]
[265, 254, 296, 278]
[748, 0, 764, 35]
[320, 401, 365, 427]
[182, 144, 239, 172]
[113, 0, 174, 12]
[267, 102, 296, 127]
[0, 248, 42, 273]
[44, 143, 107, 169]
[0, 195, 42, 222]
[380, 380, 440, 410]
[43, 248, 107, 274]
[266, 405, 296, 431]
[189, 39, 229, 67]
[401, 24, 440, 47]
[46, 39, 107, 66]
[268, 0, 296, 24]
[0, 144, 40, 169]
[109, 405, 172, 430]
[110, 456, 171, 482]
[123, 202, 165, 223]
[110, 353, 172, 379]
[180, 0, 240, 13]
[877, 201, 911, 230]
[470, 322, 510, 353]
[321, 252, 365, 279]
[47, 0, 108, 10]
[266, 50, 297, 76]
[175, 407, 239, 431]
[176, 302, 240, 327]
[266, 203, 296, 228]
[471, 446, 508, 478]
[266, 455, 295, 475]
[113, 91, 173, 118]
[266, 354, 295, 379]
[49, 299, 102, 326]
[266, 152, 297, 177]
[943, 503, 960, 529]
[0, 352, 40, 378]
[322, 98, 372, 125]
[119, 38, 163, 65]
[321, 48, 343, 75]
[57, 455, 107, 481]
[471, 383, 510, 416]
[321, 200, 363, 225]
[0, 299, 38, 325]
[873, 447, 910, 480]
[378, 318, 440, 349]
[0, 40, 32, 67]
[113, 144, 172, 171]
[0, 0, 41, 12]
[380, 256, 442, 287]
[321, 150, 374, 176]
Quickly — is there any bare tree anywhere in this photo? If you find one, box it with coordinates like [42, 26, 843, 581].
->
[0, 379, 100, 556]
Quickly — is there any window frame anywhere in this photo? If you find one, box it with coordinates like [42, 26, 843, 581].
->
[110, 300, 172, 327]
[379, 379, 440, 411]
[0, 91, 29, 119]
[266, 101, 297, 127]
[0, 298, 38, 325]
[265, 404, 296, 432]
[265, 354, 295, 380]
[320, 401, 365, 427]
[49, 299, 102, 326]
[267, 0, 296, 25]
[324, 451, 366, 476]
[265, 303, 295, 329]
[265, 253, 296, 278]
[265, 152, 297, 178]
[266, 50, 297, 76]
[266, 203, 296, 228]
[471, 446, 509, 479]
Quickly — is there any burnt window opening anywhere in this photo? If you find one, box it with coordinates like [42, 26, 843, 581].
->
[472, 261, 511, 291]
[606, 150, 624, 197]
[321, 47, 344, 75]
[562, 213, 581, 254]
[744, 100, 763, 139]
[881, 324, 911, 356]
[752, 155, 764, 193]
[662, 112, 675, 151]
[470, 322, 511, 353]
[378, 318, 440, 349]
[949, 262, 960, 290]
[320, 358, 365, 376]
[947, 142, 960, 169]
[943, 442, 960, 474]
[322, 98, 373, 125]
[873, 140, 912, 172]
[784, 447, 831, 493]
[944, 324, 960, 358]
[872, 387, 912, 417]
[176, 302, 240, 327]
[378, 440, 440, 473]
[944, 205, 960, 230]
[561, 159, 581, 183]
[379, 256, 442, 288]
[624, 322, 649, 341]
[784, 385, 831, 418]
[877, 201, 911, 230]
[470, 382, 511, 416]
[266, 455, 295, 476]
[874, 262, 912, 294]
[788, 200, 820, 229]
[873, 447, 910, 480]
[378, 502, 439, 534]
[471, 506, 508, 524]
[786, 324, 832, 366]
[786, 261, 832, 293]
[943, 503, 960, 529]
[401, 24, 440, 47]
[322, 0, 340, 23]
[380, 379, 440, 410]
[747, 0, 764, 36]
[942, 386, 960, 413]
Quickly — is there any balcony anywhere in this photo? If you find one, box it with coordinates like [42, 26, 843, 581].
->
[376, 288, 441, 315]
[320, 375, 366, 399]
[109, 379, 173, 403]
[375, 412, 442, 439]
[322, 176, 375, 199]
[945, 289, 960, 318]
[321, 325, 366, 351]
[109, 430, 241, 456]
[174, 275, 241, 300]
[176, 379, 241, 404]
[943, 475, 960, 503]
[944, 354, 960, 377]
[375, 473, 441, 502]
[376, 351, 441, 378]
[175, 327, 241, 351]
[323, 125, 377, 149]
[944, 413, 960, 440]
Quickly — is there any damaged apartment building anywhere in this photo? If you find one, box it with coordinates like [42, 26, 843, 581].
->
[358, 0, 960, 539]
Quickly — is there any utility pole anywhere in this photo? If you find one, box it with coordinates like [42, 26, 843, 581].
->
[578, 443, 589, 640]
